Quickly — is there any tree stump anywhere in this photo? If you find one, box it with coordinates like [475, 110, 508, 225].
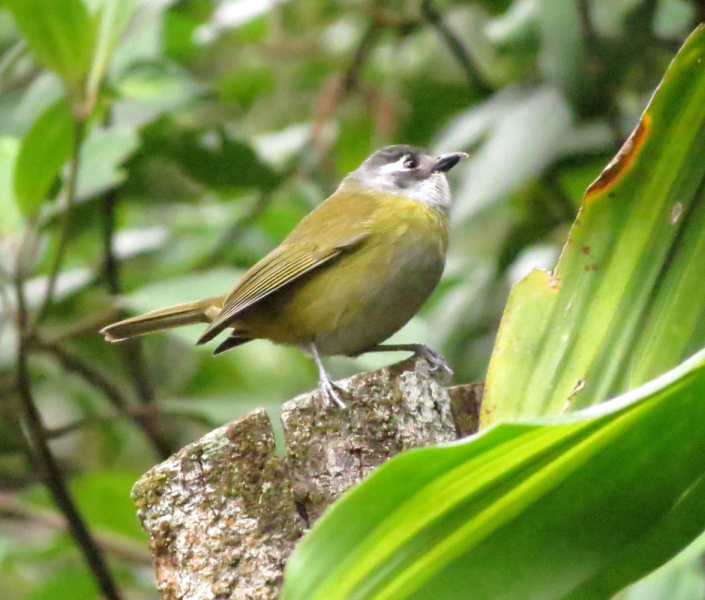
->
[131, 356, 482, 600]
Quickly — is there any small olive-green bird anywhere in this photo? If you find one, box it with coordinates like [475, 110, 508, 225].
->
[101, 145, 467, 407]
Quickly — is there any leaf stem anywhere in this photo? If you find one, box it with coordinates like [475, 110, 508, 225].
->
[33, 117, 86, 329]
[33, 337, 177, 458]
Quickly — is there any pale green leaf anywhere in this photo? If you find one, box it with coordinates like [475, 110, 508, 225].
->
[0, 137, 23, 235]
[4, 0, 95, 87]
[13, 98, 75, 215]
[482, 24, 705, 424]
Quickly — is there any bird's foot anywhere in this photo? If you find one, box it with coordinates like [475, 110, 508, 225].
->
[319, 376, 347, 409]
[412, 345, 454, 382]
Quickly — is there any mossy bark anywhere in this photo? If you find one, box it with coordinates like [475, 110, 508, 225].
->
[131, 356, 481, 600]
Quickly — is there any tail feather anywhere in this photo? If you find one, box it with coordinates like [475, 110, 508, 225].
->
[213, 335, 251, 355]
[100, 297, 223, 342]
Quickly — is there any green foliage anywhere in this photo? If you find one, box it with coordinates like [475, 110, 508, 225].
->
[484, 24, 705, 423]
[13, 98, 74, 215]
[282, 349, 705, 600]
[71, 470, 146, 541]
[4, 0, 95, 89]
[85, 0, 135, 107]
[1, 0, 704, 598]
[280, 29, 705, 599]
[25, 567, 98, 600]
[0, 137, 23, 233]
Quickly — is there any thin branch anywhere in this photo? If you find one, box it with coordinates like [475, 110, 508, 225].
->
[47, 308, 123, 343]
[101, 189, 121, 296]
[99, 187, 175, 459]
[33, 339, 130, 409]
[13, 268, 123, 600]
[199, 193, 273, 268]
[31, 338, 174, 458]
[420, 0, 493, 97]
[340, 23, 380, 93]
[46, 409, 215, 440]
[577, 0, 598, 51]
[33, 119, 87, 328]
[304, 21, 382, 166]
[0, 490, 151, 564]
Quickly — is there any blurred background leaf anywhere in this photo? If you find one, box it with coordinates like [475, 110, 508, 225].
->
[3, 0, 95, 91]
[1, 0, 704, 598]
[13, 98, 74, 215]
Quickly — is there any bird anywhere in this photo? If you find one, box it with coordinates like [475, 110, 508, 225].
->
[100, 145, 467, 407]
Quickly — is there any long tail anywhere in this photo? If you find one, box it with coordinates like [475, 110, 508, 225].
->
[100, 297, 224, 342]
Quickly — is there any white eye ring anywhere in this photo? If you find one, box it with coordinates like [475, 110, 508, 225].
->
[403, 156, 418, 169]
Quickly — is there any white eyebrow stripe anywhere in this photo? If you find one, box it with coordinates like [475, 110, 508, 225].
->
[378, 155, 410, 174]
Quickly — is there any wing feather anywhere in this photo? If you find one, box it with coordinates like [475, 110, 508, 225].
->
[196, 232, 368, 344]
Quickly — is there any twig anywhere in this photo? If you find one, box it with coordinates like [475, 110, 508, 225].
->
[420, 0, 493, 96]
[13, 268, 123, 600]
[577, 0, 598, 51]
[305, 21, 381, 166]
[99, 187, 175, 459]
[199, 193, 273, 267]
[46, 409, 215, 440]
[31, 338, 174, 458]
[33, 119, 86, 328]
[0, 490, 151, 564]
[340, 23, 380, 93]
[101, 189, 121, 296]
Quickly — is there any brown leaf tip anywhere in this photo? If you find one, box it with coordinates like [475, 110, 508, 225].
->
[585, 113, 651, 200]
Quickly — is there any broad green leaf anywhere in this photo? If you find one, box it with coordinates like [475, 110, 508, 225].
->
[13, 98, 75, 215]
[136, 120, 283, 193]
[282, 349, 705, 600]
[617, 531, 705, 600]
[4, 0, 95, 88]
[482, 25, 705, 424]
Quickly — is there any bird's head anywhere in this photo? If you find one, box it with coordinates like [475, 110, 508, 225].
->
[344, 145, 468, 213]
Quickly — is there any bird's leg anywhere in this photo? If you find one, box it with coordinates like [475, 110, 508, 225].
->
[362, 343, 453, 381]
[310, 343, 346, 408]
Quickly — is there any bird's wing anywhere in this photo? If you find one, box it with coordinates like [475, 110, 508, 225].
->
[196, 231, 368, 344]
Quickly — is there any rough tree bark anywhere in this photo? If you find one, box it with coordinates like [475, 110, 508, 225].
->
[131, 356, 482, 600]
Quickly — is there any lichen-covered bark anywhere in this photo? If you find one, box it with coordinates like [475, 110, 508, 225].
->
[132, 410, 304, 600]
[132, 356, 482, 600]
[282, 357, 456, 524]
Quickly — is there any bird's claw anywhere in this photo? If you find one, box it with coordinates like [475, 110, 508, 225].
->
[414, 345, 454, 382]
[319, 377, 347, 409]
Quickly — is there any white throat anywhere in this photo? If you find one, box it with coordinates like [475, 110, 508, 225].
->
[346, 170, 452, 214]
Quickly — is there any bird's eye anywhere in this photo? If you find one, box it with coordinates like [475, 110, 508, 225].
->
[403, 156, 418, 169]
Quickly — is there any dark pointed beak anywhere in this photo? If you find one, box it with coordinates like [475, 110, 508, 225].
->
[431, 152, 469, 173]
